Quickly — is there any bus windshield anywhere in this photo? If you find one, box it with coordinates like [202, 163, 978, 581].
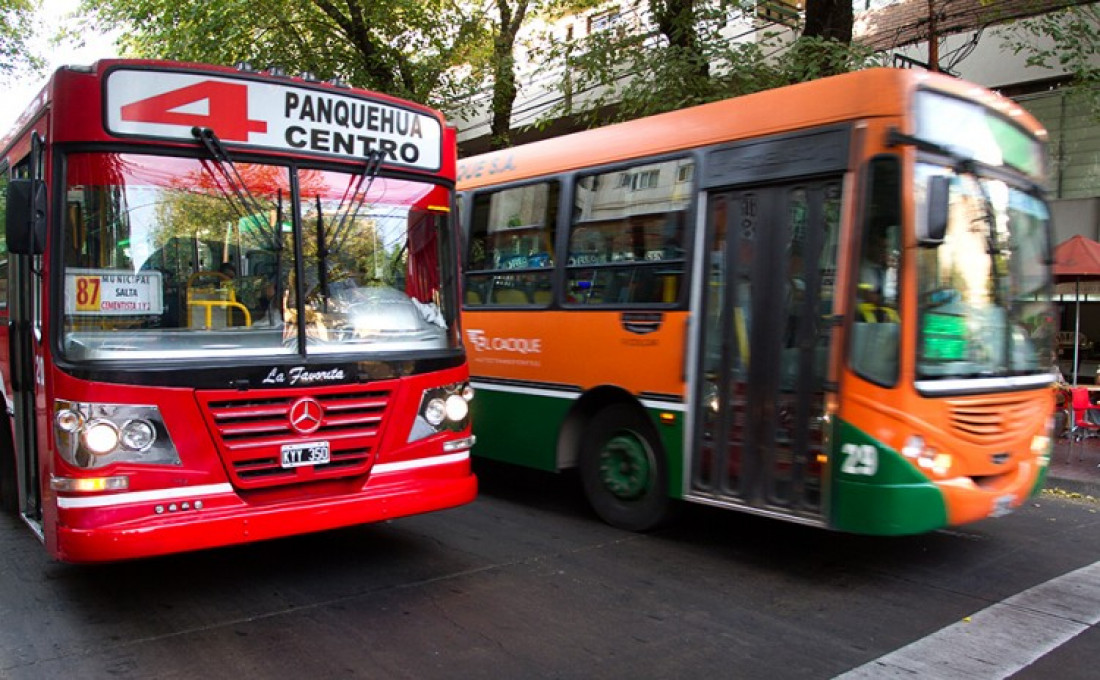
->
[914, 163, 1053, 381]
[61, 152, 456, 361]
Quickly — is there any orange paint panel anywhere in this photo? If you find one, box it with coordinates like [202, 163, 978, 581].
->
[464, 310, 687, 397]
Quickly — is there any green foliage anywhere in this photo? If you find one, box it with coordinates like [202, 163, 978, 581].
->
[1, 0, 45, 77]
[531, 1, 883, 131]
[78, 0, 492, 106]
[997, 3, 1100, 119]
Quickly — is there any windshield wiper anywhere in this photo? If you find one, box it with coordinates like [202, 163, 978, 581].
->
[191, 126, 281, 252]
[326, 149, 384, 256]
[892, 128, 1019, 368]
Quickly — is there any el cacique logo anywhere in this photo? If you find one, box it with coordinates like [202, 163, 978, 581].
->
[466, 329, 542, 355]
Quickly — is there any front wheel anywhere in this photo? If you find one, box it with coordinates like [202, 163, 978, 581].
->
[579, 404, 672, 532]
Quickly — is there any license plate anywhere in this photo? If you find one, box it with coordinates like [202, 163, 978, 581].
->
[990, 494, 1017, 518]
[281, 441, 330, 468]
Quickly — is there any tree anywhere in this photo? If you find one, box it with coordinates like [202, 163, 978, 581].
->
[488, 1, 532, 150]
[450, 1, 602, 150]
[1, 0, 44, 78]
[531, 0, 880, 131]
[803, 0, 852, 42]
[79, 0, 488, 106]
[997, 2, 1100, 117]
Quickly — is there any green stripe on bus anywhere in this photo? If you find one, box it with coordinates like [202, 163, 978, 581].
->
[470, 387, 570, 471]
[830, 420, 948, 535]
[1030, 462, 1050, 497]
[645, 405, 684, 499]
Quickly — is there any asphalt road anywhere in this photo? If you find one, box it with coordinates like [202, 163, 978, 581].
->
[1, 461, 1098, 680]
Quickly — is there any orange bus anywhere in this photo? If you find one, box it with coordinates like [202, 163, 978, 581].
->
[457, 68, 1055, 535]
[0, 60, 476, 562]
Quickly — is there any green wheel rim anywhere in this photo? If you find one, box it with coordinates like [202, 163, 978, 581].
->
[598, 432, 652, 501]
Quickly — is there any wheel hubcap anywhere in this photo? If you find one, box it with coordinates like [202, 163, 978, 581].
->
[598, 432, 651, 500]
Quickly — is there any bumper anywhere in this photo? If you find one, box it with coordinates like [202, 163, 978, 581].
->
[833, 459, 1045, 535]
[52, 459, 477, 563]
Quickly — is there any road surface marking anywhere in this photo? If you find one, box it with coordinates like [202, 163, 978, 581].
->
[836, 560, 1100, 679]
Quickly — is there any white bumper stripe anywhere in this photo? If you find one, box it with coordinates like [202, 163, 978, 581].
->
[55, 453, 470, 509]
[373, 451, 470, 473]
[56, 483, 234, 509]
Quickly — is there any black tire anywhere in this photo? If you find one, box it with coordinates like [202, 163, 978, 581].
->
[0, 416, 17, 515]
[579, 404, 672, 532]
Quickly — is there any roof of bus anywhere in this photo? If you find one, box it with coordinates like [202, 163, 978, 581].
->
[456, 67, 1047, 189]
[2, 58, 450, 159]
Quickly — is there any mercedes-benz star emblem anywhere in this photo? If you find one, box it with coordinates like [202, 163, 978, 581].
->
[288, 397, 323, 435]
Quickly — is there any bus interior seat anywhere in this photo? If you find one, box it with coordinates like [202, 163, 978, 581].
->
[491, 288, 529, 305]
[858, 303, 900, 323]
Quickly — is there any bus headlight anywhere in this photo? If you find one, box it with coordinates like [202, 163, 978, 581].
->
[408, 382, 472, 442]
[121, 419, 158, 452]
[424, 398, 447, 427]
[445, 394, 469, 422]
[901, 435, 954, 477]
[54, 400, 181, 469]
[82, 419, 120, 456]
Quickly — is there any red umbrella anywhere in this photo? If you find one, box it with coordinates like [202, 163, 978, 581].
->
[1052, 235, 1100, 385]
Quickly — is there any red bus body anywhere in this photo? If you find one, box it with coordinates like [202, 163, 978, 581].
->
[0, 61, 476, 562]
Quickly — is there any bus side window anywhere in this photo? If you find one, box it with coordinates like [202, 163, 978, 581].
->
[851, 157, 901, 385]
[464, 181, 558, 307]
[566, 159, 691, 306]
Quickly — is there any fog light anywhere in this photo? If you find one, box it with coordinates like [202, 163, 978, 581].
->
[121, 419, 157, 452]
[461, 384, 475, 401]
[425, 398, 446, 427]
[82, 420, 120, 455]
[1031, 435, 1051, 462]
[56, 409, 84, 433]
[444, 394, 468, 422]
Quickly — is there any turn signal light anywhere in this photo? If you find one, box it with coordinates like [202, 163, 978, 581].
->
[50, 475, 129, 493]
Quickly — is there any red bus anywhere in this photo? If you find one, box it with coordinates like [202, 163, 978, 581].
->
[0, 60, 476, 562]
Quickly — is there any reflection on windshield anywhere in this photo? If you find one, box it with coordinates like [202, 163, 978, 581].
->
[62, 153, 456, 361]
[293, 170, 450, 353]
[915, 163, 1052, 380]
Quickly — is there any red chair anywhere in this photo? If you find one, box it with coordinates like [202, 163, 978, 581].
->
[1071, 388, 1100, 441]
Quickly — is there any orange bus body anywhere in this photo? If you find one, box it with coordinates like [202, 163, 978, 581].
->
[458, 68, 1053, 535]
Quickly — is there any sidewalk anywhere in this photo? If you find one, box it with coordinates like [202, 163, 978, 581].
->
[1047, 435, 1100, 498]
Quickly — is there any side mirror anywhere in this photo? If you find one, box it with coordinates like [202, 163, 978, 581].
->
[6, 178, 47, 255]
[921, 175, 950, 245]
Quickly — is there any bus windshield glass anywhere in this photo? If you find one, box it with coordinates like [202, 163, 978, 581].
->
[914, 163, 1053, 380]
[915, 90, 1045, 178]
[61, 152, 456, 361]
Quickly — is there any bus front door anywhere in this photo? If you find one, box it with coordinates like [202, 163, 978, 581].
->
[692, 182, 841, 521]
[2, 156, 44, 527]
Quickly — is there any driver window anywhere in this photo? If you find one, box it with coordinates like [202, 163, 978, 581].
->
[851, 157, 901, 385]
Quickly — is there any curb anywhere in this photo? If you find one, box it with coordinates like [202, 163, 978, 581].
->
[1043, 476, 1100, 500]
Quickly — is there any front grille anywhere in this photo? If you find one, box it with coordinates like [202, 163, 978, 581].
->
[946, 393, 1044, 445]
[196, 384, 394, 489]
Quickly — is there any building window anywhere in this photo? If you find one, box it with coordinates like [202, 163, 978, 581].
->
[589, 10, 622, 33]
